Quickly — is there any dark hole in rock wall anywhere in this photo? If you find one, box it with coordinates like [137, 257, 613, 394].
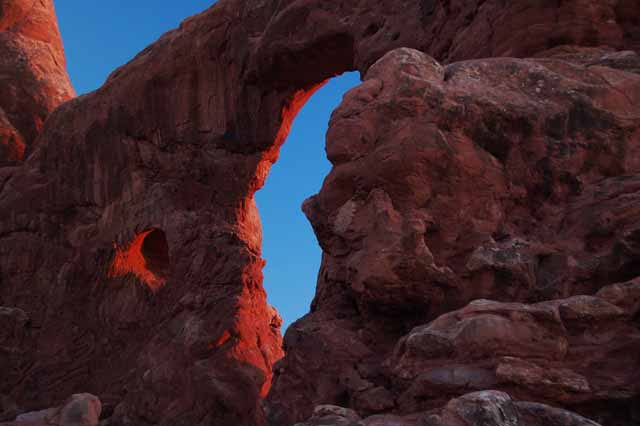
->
[109, 228, 171, 291]
[140, 229, 170, 280]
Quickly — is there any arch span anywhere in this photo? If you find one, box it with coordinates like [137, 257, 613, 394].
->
[1, 1, 638, 426]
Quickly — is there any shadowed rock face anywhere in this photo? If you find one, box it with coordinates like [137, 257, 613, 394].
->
[267, 46, 640, 426]
[295, 391, 604, 426]
[0, 393, 101, 426]
[0, 1, 639, 426]
[0, 0, 74, 163]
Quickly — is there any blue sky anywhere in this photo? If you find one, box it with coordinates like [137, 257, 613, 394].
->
[54, 2, 360, 330]
[256, 74, 359, 329]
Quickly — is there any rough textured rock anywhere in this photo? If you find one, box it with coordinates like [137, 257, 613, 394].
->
[0, 307, 31, 420]
[0, 0, 74, 163]
[0, 1, 639, 426]
[1, 394, 101, 426]
[390, 288, 639, 420]
[515, 401, 603, 426]
[293, 391, 603, 426]
[268, 46, 640, 425]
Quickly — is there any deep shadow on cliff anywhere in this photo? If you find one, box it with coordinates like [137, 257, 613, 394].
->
[0, 0, 639, 426]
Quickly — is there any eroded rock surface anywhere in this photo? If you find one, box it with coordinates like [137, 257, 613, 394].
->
[268, 47, 640, 425]
[0, 1, 639, 426]
[1, 393, 101, 426]
[391, 286, 640, 420]
[294, 391, 603, 426]
[0, 0, 74, 163]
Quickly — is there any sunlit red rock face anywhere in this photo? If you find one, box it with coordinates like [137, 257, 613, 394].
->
[0, 1, 639, 426]
[0, 0, 74, 163]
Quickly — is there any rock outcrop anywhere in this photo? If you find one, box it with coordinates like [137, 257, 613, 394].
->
[295, 391, 603, 426]
[391, 289, 640, 419]
[1, 393, 101, 426]
[0, 0, 74, 163]
[0, 1, 639, 426]
[267, 45, 640, 426]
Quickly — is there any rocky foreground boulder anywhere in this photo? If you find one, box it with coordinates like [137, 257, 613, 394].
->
[296, 391, 598, 426]
[295, 391, 603, 426]
[0, 1, 639, 426]
[0, 393, 101, 426]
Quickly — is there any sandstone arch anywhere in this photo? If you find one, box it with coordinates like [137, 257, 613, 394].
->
[0, 1, 639, 426]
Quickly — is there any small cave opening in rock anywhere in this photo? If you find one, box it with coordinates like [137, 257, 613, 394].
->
[140, 229, 171, 278]
[256, 72, 360, 332]
[109, 228, 171, 291]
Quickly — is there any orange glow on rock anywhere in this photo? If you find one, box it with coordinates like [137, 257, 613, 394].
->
[109, 229, 170, 291]
[274, 80, 328, 149]
[252, 80, 329, 195]
[216, 330, 232, 347]
[236, 81, 329, 398]
[208, 330, 232, 350]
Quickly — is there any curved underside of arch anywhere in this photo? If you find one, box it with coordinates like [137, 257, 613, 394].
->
[0, 1, 640, 426]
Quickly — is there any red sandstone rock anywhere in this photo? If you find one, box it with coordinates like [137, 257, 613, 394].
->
[293, 391, 603, 426]
[0, 1, 639, 426]
[390, 286, 640, 416]
[0, 0, 74, 163]
[1, 393, 101, 426]
[267, 47, 640, 425]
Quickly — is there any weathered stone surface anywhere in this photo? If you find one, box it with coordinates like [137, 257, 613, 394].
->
[1, 394, 101, 426]
[294, 391, 606, 426]
[596, 277, 640, 316]
[435, 391, 604, 426]
[389, 286, 639, 422]
[440, 391, 520, 426]
[516, 401, 603, 426]
[269, 45, 640, 425]
[0, 0, 74, 163]
[294, 405, 362, 426]
[0, 1, 639, 426]
[0, 307, 31, 421]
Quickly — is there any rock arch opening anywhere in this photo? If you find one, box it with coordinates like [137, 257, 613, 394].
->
[256, 72, 361, 330]
[109, 228, 171, 291]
